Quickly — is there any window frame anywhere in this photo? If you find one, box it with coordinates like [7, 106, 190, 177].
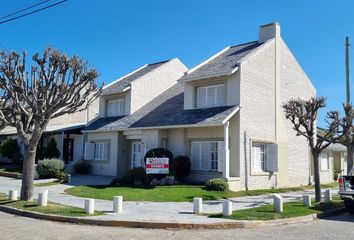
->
[196, 84, 225, 109]
[93, 142, 109, 161]
[107, 98, 125, 117]
[190, 141, 219, 172]
[252, 142, 267, 173]
[320, 152, 330, 171]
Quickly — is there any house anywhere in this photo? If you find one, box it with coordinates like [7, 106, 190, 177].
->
[83, 22, 317, 191]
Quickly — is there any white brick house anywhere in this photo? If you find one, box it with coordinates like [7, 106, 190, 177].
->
[83, 22, 318, 191]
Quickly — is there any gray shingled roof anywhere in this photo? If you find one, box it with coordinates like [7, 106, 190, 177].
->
[326, 143, 347, 152]
[83, 83, 238, 131]
[180, 41, 262, 82]
[102, 60, 169, 95]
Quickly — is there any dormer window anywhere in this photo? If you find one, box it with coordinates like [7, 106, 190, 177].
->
[196, 84, 225, 108]
[107, 99, 125, 116]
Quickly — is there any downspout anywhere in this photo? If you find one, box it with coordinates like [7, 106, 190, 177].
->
[223, 121, 230, 179]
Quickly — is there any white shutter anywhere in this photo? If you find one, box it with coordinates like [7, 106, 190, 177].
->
[107, 101, 114, 117]
[103, 143, 109, 160]
[265, 144, 278, 172]
[191, 142, 200, 170]
[207, 86, 216, 106]
[216, 85, 225, 106]
[119, 99, 125, 115]
[84, 143, 95, 160]
[201, 142, 210, 170]
[217, 141, 225, 172]
[197, 87, 207, 108]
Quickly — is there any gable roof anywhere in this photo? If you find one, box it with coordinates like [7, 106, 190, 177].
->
[83, 83, 239, 132]
[102, 60, 170, 95]
[179, 41, 262, 82]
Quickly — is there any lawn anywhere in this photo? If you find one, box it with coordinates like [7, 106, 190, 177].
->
[0, 164, 22, 174]
[34, 181, 61, 187]
[208, 196, 344, 221]
[0, 193, 103, 217]
[64, 182, 339, 202]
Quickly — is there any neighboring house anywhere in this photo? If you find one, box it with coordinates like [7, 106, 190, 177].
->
[0, 98, 99, 167]
[83, 22, 316, 191]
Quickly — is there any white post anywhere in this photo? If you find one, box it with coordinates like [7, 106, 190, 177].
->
[324, 189, 332, 203]
[9, 190, 18, 201]
[37, 190, 48, 207]
[84, 199, 95, 214]
[113, 196, 123, 213]
[67, 174, 71, 183]
[60, 131, 64, 160]
[273, 194, 283, 213]
[193, 197, 203, 214]
[303, 194, 311, 207]
[223, 121, 230, 178]
[223, 200, 232, 217]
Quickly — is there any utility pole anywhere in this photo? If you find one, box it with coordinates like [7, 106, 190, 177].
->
[346, 36, 350, 105]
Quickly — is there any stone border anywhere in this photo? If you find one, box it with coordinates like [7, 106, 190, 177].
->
[0, 204, 347, 230]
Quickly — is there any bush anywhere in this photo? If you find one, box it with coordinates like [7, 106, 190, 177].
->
[124, 167, 152, 186]
[42, 138, 60, 159]
[0, 139, 22, 164]
[74, 160, 91, 174]
[37, 158, 65, 179]
[55, 171, 68, 183]
[173, 155, 191, 181]
[334, 168, 342, 181]
[205, 178, 229, 191]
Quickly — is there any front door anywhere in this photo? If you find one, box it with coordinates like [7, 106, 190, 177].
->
[63, 138, 74, 164]
[131, 142, 144, 168]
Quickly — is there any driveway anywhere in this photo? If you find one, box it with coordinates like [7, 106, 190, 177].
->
[0, 211, 353, 240]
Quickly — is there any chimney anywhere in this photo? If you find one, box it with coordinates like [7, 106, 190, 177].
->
[259, 22, 281, 43]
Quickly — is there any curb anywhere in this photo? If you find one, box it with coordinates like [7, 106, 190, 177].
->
[0, 205, 347, 230]
[0, 172, 21, 179]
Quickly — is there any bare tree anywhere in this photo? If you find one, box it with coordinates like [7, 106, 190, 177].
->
[283, 97, 339, 202]
[0, 48, 101, 200]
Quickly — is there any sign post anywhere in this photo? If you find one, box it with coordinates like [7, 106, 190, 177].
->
[146, 157, 169, 174]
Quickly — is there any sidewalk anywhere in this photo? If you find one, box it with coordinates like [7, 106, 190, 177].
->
[0, 176, 338, 224]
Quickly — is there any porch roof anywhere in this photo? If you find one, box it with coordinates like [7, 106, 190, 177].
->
[83, 83, 239, 132]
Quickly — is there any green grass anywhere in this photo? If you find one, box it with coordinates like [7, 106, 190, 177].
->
[64, 182, 339, 202]
[209, 196, 344, 221]
[0, 165, 22, 174]
[34, 181, 61, 187]
[0, 193, 103, 217]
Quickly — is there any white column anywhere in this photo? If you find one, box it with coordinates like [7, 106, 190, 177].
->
[113, 196, 123, 213]
[37, 190, 48, 207]
[303, 194, 311, 207]
[223, 200, 232, 217]
[223, 121, 230, 178]
[84, 199, 95, 214]
[9, 190, 18, 201]
[60, 131, 64, 160]
[193, 197, 203, 214]
[324, 189, 332, 202]
[273, 194, 283, 213]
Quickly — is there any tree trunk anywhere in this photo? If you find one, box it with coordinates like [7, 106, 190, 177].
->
[20, 144, 37, 201]
[347, 145, 354, 175]
[313, 152, 321, 202]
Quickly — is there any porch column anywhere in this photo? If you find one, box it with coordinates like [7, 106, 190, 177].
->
[60, 131, 64, 160]
[224, 121, 230, 178]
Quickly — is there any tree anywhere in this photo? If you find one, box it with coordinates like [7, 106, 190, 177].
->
[283, 97, 339, 202]
[42, 138, 60, 159]
[0, 48, 100, 200]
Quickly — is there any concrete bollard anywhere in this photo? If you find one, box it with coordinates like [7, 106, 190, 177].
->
[113, 196, 123, 213]
[223, 200, 233, 217]
[37, 190, 48, 207]
[273, 194, 283, 213]
[324, 189, 332, 203]
[193, 197, 203, 214]
[84, 199, 95, 214]
[9, 190, 18, 201]
[303, 194, 311, 207]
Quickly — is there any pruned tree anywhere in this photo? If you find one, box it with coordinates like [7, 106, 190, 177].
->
[283, 97, 339, 202]
[0, 48, 101, 200]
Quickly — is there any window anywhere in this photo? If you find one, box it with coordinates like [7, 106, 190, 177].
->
[84, 142, 109, 161]
[196, 84, 225, 108]
[320, 152, 329, 170]
[191, 141, 223, 171]
[107, 99, 125, 116]
[252, 143, 266, 172]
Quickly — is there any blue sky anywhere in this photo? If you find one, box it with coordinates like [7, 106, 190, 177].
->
[0, 0, 353, 127]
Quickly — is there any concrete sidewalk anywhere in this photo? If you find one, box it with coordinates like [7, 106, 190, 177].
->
[0, 176, 338, 224]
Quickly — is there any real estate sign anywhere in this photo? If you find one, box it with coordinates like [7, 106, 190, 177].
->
[146, 157, 169, 174]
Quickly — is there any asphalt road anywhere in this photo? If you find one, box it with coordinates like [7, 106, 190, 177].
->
[0, 212, 353, 240]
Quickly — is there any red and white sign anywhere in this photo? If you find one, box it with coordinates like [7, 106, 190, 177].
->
[146, 158, 169, 174]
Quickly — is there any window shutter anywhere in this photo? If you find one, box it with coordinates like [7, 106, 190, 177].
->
[119, 99, 125, 115]
[84, 143, 95, 160]
[200, 142, 210, 170]
[197, 87, 207, 108]
[191, 142, 200, 170]
[216, 85, 225, 106]
[217, 141, 225, 172]
[265, 144, 278, 172]
[103, 143, 110, 160]
[107, 101, 113, 117]
[207, 86, 216, 106]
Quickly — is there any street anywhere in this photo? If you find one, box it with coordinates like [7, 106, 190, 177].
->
[0, 211, 353, 240]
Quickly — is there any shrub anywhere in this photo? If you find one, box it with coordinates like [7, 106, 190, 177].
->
[124, 167, 152, 186]
[37, 158, 65, 179]
[205, 178, 229, 191]
[333, 168, 342, 181]
[0, 139, 22, 164]
[42, 138, 60, 159]
[173, 155, 191, 181]
[55, 171, 68, 183]
[74, 160, 91, 174]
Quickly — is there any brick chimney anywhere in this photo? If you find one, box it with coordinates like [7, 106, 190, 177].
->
[259, 22, 281, 43]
